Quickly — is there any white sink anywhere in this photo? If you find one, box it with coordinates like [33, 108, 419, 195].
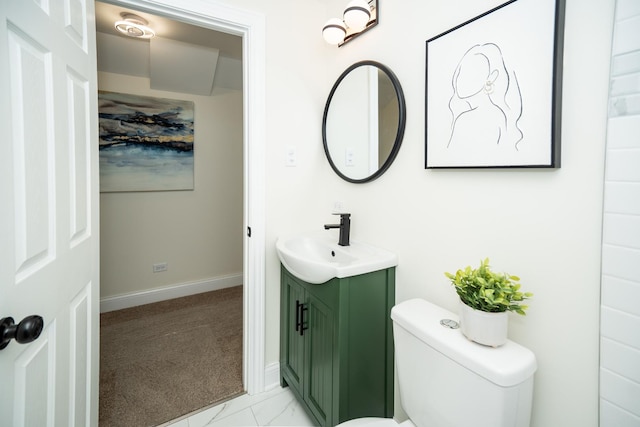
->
[275, 232, 398, 284]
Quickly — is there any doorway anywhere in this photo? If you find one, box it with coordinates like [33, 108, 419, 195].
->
[96, 0, 267, 417]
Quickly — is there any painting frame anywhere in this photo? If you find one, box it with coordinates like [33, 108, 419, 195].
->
[424, 0, 565, 169]
[98, 91, 195, 193]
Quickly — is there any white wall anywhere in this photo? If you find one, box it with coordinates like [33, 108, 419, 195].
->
[263, 1, 614, 427]
[600, 0, 640, 424]
[99, 72, 243, 300]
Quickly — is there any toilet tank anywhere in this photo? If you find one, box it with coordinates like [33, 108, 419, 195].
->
[391, 299, 537, 427]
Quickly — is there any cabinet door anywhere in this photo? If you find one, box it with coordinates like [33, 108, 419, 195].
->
[281, 275, 305, 393]
[304, 293, 335, 426]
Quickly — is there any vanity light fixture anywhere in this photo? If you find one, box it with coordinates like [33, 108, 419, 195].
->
[322, 0, 377, 47]
[343, 0, 371, 31]
[115, 13, 155, 39]
[322, 18, 347, 46]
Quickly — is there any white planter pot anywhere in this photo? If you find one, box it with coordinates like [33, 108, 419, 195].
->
[458, 299, 508, 347]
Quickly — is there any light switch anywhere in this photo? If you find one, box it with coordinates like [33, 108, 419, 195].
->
[345, 148, 355, 166]
[286, 146, 297, 167]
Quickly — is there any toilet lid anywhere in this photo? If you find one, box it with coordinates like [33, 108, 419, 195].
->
[336, 417, 415, 427]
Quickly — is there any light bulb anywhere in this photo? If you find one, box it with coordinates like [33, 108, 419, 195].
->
[343, 0, 370, 32]
[322, 18, 346, 45]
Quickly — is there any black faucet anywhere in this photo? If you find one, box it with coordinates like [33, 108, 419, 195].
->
[324, 213, 351, 246]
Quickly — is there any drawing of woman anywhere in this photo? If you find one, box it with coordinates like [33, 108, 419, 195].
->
[447, 43, 523, 152]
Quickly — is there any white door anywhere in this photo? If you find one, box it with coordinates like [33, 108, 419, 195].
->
[0, 0, 99, 426]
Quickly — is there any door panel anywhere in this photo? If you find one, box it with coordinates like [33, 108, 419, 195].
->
[7, 23, 56, 280]
[14, 323, 56, 426]
[68, 69, 91, 246]
[305, 294, 334, 425]
[0, 1, 99, 425]
[70, 283, 92, 426]
[281, 276, 305, 391]
[65, 0, 88, 50]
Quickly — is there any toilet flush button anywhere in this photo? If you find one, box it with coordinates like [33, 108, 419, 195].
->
[440, 319, 459, 329]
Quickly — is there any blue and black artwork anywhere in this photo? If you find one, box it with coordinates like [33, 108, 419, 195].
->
[98, 91, 195, 192]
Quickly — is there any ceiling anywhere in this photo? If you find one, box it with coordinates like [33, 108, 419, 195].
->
[95, 1, 243, 94]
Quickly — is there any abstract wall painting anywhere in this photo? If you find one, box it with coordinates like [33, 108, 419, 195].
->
[98, 91, 195, 192]
[425, 0, 565, 168]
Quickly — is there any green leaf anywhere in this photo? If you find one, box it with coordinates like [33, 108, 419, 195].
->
[443, 258, 533, 315]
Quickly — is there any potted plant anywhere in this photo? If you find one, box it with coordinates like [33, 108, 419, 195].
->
[445, 258, 532, 347]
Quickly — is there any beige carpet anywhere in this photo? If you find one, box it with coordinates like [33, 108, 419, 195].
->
[99, 286, 244, 426]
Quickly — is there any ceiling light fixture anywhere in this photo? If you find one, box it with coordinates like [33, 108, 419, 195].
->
[115, 13, 155, 39]
[322, 0, 377, 47]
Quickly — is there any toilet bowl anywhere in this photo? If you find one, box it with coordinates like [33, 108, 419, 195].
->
[337, 298, 537, 427]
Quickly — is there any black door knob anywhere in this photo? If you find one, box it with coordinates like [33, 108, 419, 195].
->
[0, 315, 44, 350]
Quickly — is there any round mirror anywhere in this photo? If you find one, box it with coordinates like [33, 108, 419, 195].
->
[322, 61, 406, 183]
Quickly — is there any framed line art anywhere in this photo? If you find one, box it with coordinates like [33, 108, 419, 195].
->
[425, 0, 565, 168]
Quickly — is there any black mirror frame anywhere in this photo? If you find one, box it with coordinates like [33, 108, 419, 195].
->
[322, 60, 406, 183]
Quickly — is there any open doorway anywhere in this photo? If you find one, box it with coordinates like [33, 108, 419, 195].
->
[95, 0, 266, 423]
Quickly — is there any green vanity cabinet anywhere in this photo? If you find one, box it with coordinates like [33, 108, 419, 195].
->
[280, 264, 395, 427]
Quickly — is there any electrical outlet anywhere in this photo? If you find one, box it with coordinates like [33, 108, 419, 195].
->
[153, 262, 168, 273]
[333, 201, 345, 212]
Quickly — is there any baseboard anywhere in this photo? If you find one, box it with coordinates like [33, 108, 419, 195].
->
[263, 362, 281, 391]
[100, 273, 243, 313]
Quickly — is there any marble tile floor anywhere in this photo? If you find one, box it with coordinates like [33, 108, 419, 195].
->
[162, 386, 318, 427]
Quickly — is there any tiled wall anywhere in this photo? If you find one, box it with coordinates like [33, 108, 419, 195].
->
[600, 0, 640, 425]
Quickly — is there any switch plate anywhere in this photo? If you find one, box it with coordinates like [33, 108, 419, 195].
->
[285, 146, 297, 167]
[153, 262, 168, 273]
[345, 148, 355, 166]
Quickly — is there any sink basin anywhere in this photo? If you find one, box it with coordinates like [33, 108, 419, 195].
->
[275, 232, 398, 284]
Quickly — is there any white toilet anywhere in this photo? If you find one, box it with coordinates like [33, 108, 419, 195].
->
[337, 298, 537, 427]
